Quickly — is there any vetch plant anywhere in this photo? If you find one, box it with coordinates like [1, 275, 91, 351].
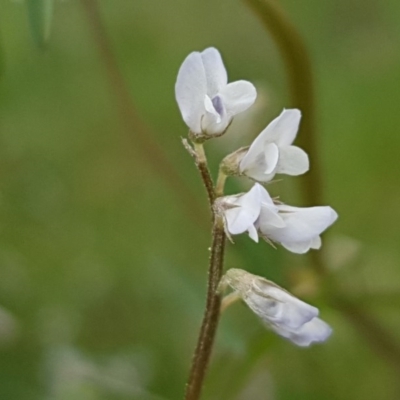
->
[175, 47, 337, 400]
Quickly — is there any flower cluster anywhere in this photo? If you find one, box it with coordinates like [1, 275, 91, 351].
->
[175, 47, 337, 346]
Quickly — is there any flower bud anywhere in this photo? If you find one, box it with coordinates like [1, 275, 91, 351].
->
[220, 269, 332, 347]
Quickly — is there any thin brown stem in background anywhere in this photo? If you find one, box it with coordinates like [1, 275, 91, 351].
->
[80, 0, 205, 226]
[243, 0, 400, 373]
[244, 0, 322, 208]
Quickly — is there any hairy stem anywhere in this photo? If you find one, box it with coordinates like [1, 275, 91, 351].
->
[194, 143, 216, 209]
[185, 219, 226, 400]
[184, 142, 226, 399]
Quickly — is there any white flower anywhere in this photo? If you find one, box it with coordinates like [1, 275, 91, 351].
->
[220, 183, 338, 253]
[239, 109, 309, 182]
[220, 268, 332, 347]
[221, 183, 284, 242]
[258, 203, 338, 254]
[221, 184, 263, 242]
[175, 47, 257, 137]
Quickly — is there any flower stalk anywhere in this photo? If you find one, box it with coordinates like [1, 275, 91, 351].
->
[193, 142, 216, 208]
[185, 217, 226, 400]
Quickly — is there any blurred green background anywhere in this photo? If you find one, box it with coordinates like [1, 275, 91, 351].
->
[0, 0, 400, 399]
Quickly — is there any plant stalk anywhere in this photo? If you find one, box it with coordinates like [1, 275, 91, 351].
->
[185, 218, 226, 400]
[194, 143, 216, 209]
[243, 0, 400, 373]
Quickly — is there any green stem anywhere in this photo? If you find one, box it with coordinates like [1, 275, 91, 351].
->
[185, 219, 226, 400]
[215, 170, 227, 198]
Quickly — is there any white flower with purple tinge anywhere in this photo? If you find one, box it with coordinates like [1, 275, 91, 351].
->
[220, 268, 332, 347]
[220, 183, 338, 254]
[258, 203, 338, 254]
[175, 47, 257, 137]
[239, 109, 309, 182]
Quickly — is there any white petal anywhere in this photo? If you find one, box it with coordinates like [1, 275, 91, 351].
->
[239, 133, 268, 176]
[258, 204, 285, 228]
[204, 95, 221, 123]
[201, 114, 231, 136]
[247, 224, 259, 242]
[256, 109, 301, 146]
[310, 235, 322, 249]
[259, 205, 338, 245]
[239, 143, 278, 183]
[264, 142, 279, 174]
[281, 240, 313, 254]
[283, 317, 332, 347]
[224, 185, 262, 235]
[249, 281, 318, 330]
[200, 47, 227, 97]
[258, 184, 276, 206]
[175, 52, 207, 133]
[276, 145, 309, 176]
[219, 80, 257, 116]
[240, 154, 276, 182]
[201, 95, 231, 135]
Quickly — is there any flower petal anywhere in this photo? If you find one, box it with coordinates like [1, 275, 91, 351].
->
[259, 204, 285, 228]
[258, 184, 276, 206]
[175, 51, 207, 133]
[280, 240, 313, 254]
[276, 145, 309, 176]
[250, 281, 319, 330]
[224, 184, 262, 236]
[310, 235, 322, 249]
[219, 80, 257, 116]
[264, 142, 279, 174]
[259, 205, 338, 246]
[279, 317, 333, 347]
[204, 95, 222, 123]
[256, 109, 301, 146]
[247, 224, 259, 242]
[200, 47, 227, 97]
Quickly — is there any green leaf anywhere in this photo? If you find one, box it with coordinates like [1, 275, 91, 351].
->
[26, 0, 55, 48]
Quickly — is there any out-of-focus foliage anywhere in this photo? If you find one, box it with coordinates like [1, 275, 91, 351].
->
[26, 0, 54, 47]
[0, 0, 399, 399]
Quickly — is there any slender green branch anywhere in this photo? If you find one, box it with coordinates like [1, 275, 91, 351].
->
[220, 291, 241, 313]
[215, 170, 227, 198]
[243, 0, 400, 378]
[185, 218, 226, 400]
[80, 0, 205, 227]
